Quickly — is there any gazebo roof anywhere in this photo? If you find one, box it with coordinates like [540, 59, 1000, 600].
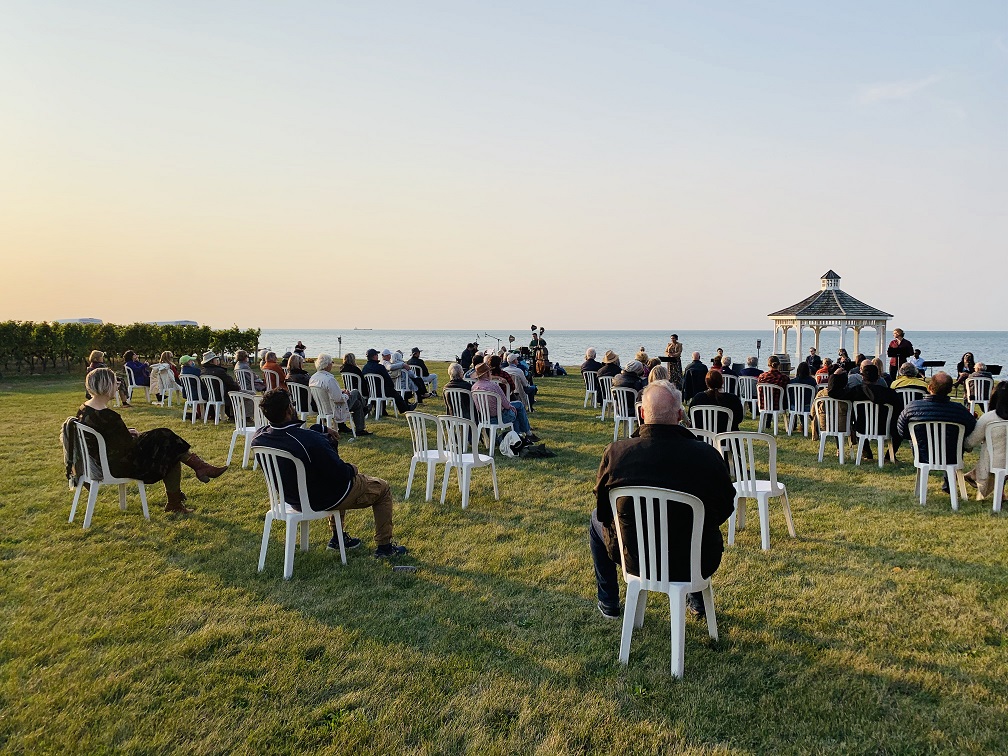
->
[768, 273, 892, 320]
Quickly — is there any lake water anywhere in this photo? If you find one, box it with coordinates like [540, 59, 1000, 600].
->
[258, 328, 1008, 374]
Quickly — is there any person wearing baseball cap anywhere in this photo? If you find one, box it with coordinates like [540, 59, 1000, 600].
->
[362, 349, 413, 414]
[407, 347, 437, 397]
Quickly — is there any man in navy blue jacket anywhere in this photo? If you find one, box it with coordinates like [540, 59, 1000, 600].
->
[251, 390, 407, 558]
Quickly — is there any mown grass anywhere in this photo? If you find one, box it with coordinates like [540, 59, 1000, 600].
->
[1, 367, 1006, 755]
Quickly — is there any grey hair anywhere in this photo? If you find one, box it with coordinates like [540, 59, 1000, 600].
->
[746, 356, 758, 367]
[585, 347, 596, 360]
[85, 367, 118, 399]
[448, 362, 464, 379]
[721, 356, 732, 367]
[898, 362, 917, 378]
[315, 353, 333, 371]
[976, 362, 987, 372]
[642, 380, 683, 424]
[507, 353, 519, 364]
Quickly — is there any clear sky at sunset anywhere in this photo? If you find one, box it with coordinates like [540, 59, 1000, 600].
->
[1, 1, 1005, 331]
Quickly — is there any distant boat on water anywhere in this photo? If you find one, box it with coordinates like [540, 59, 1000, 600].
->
[353, 327, 372, 330]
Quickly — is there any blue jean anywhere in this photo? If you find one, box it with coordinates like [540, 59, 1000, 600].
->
[590, 509, 621, 611]
[501, 402, 530, 434]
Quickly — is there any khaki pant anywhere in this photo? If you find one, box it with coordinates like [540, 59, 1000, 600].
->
[328, 473, 394, 545]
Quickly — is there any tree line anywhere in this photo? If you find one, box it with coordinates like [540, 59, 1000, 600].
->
[0, 321, 261, 375]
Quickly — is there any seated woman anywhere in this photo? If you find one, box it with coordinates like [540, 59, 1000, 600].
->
[965, 382, 1008, 498]
[149, 350, 183, 402]
[812, 371, 850, 442]
[891, 362, 929, 390]
[612, 360, 646, 394]
[123, 350, 151, 387]
[443, 363, 473, 419]
[340, 353, 364, 380]
[285, 353, 311, 386]
[836, 349, 854, 372]
[310, 353, 369, 436]
[953, 352, 976, 390]
[689, 369, 743, 431]
[472, 362, 536, 440]
[647, 364, 670, 384]
[76, 368, 226, 514]
[234, 349, 265, 392]
[791, 361, 819, 394]
[86, 349, 130, 405]
[260, 351, 287, 391]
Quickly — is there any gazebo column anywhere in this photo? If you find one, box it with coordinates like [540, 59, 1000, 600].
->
[781, 326, 789, 355]
[813, 326, 822, 351]
[878, 324, 886, 360]
[852, 326, 861, 356]
[839, 324, 847, 352]
[795, 325, 803, 364]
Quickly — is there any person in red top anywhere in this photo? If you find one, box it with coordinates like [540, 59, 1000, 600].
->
[260, 351, 287, 391]
[757, 356, 790, 410]
[886, 328, 914, 381]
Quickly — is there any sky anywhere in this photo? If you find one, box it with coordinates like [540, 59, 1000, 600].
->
[1, 1, 1005, 331]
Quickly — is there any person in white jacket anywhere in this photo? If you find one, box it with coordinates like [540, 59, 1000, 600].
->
[309, 354, 370, 436]
[964, 381, 1007, 500]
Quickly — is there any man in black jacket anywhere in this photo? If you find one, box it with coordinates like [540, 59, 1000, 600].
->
[590, 380, 735, 619]
[845, 362, 902, 460]
[361, 349, 413, 414]
[805, 347, 823, 374]
[200, 351, 241, 421]
[407, 347, 437, 396]
[681, 352, 708, 403]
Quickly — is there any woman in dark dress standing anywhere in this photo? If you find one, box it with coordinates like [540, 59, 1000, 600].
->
[75, 368, 227, 514]
[665, 334, 684, 388]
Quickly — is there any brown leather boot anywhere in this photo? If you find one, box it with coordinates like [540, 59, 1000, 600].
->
[165, 490, 193, 514]
[183, 453, 228, 483]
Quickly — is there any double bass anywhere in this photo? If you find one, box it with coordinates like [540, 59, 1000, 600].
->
[530, 325, 550, 377]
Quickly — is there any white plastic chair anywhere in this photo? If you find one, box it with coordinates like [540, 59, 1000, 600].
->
[852, 401, 896, 468]
[966, 376, 993, 415]
[309, 385, 355, 439]
[201, 375, 227, 425]
[598, 376, 615, 421]
[341, 372, 362, 395]
[289, 382, 313, 423]
[611, 386, 639, 441]
[720, 432, 795, 551]
[252, 445, 346, 579]
[438, 415, 498, 509]
[908, 421, 968, 510]
[607, 485, 718, 678]
[688, 405, 734, 435]
[690, 427, 720, 449]
[444, 387, 471, 418]
[404, 412, 448, 502]
[738, 377, 758, 419]
[985, 420, 1007, 514]
[895, 387, 925, 412]
[756, 383, 785, 435]
[721, 374, 738, 396]
[815, 373, 830, 388]
[471, 389, 514, 456]
[583, 370, 599, 408]
[235, 369, 256, 393]
[226, 391, 262, 469]
[179, 374, 206, 425]
[124, 365, 151, 404]
[815, 398, 851, 464]
[365, 373, 398, 419]
[263, 370, 280, 393]
[149, 365, 183, 407]
[69, 422, 149, 530]
[785, 384, 814, 437]
[396, 369, 414, 401]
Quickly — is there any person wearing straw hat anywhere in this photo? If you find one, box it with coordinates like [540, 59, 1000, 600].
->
[597, 350, 621, 380]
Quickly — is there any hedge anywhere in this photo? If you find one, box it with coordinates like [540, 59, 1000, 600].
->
[0, 321, 261, 375]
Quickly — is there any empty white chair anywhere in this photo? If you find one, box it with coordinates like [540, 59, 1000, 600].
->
[443, 387, 471, 418]
[985, 420, 1008, 514]
[738, 377, 758, 419]
[966, 376, 993, 415]
[720, 432, 795, 551]
[438, 415, 499, 509]
[235, 369, 256, 393]
[227, 391, 262, 469]
[124, 365, 151, 404]
[611, 387, 639, 441]
[786, 384, 815, 437]
[289, 382, 313, 423]
[179, 374, 206, 425]
[263, 370, 280, 393]
[341, 371, 362, 395]
[815, 397, 852, 464]
[598, 376, 615, 421]
[756, 383, 785, 435]
[852, 401, 896, 468]
[607, 485, 718, 678]
[908, 421, 968, 510]
[471, 389, 514, 456]
[201, 375, 227, 425]
[252, 446, 346, 579]
[583, 370, 599, 408]
[69, 422, 149, 530]
[365, 373, 398, 419]
[404, 412, 448, 502]
[688, 405, 734, 435]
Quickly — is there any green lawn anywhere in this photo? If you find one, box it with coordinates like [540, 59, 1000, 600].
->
[1, 368, 1006, 754]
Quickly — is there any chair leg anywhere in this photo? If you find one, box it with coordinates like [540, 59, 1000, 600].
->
[669, 591, 686, 678]
[855, 437, 864, 466]
[619, 585, 640, 665]
[227, 431, 239, 465]
[460, 466, 470, 510]
[405, 458, 418, 499]
[243, 435, 252, 469]
[727, 498, 738, 546]
[758, 494, 771, 551]
[82, 483, 100, 529]
[299, 520, 309, 551]
[332, 511, 347, 565]
[818, 434, 827, 463]
[425, 461, 436, 502]
[838, 436, 845, 465]
[283, 519, 298, 579]
[949, 469, 959, 511]
[877, 439, 885, 469]
[781, 488, 796, 537]
[737, 498, 747, 531]
[634, 590, 647, 629]
[258, 513, 274, 572]
[490, 459, 499, 500]
[440, 463, 452, 504]
[70, 481, 84, 523]
[992, 471, 1004, 514]
[920, 469, 929, 506]
[137, 482, 149, 521]
[702, 584, 718, 641]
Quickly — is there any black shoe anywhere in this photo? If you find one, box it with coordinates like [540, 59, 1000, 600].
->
[328, 533, 361, 550]
[526, 432, 541, 443]
[374, 542, 408, 558]
[356, 428, 373, 436]
[941, 478, 951, 494]
[686, 592, 705, 618]
[337, 423, 353, 435]
[597, 601, 620, 620]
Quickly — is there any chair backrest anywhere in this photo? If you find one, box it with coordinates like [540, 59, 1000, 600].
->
[721, 373, 738, 396]
[438, 414, 479, 463]
[235, 369, 255, 393]
[611, 387, 638, 419]
[124, 365, 138, 388]
[341, 372, 362, 394]
[786, 384, 815, 414]
[598, 376, 614, 401]
[720, 432, 779, 499]
[738, 376, 757, 402]
[908, 421, 965, 467]
[263, 370, 279, 392]
[405, 411, 443, 457]
[289, 382, 312, 417]
[689, 404, 734, 433]
[309, 385, 335, 419]
[815, 397, 851, 433]
[985, 419, 1008, 471]
[815, 373, 830, 387]
[444, 387, 471, 417]
[690, 427, 719, 448]
[757, 382, 783, 410]
[851, 401, 893, 437]
[396, 370, 413, 393]
[583, 370, 598, 393]
[180, 374, 203, 400]
[74, 421, 115, 482]
[895, 387, 925, 410]
[471, 389, 504, 425]
[365, 373, 388, 400]
[251, 445, 312, 514]
[202, 374, 225, 402]
[966, 376, 993, 403]
[229, 391, 258, 430]
[607, 485, 707, 591]
[491, 376, 511, 397]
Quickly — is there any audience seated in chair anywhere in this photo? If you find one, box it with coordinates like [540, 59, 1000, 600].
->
[310, 353, 370, 437]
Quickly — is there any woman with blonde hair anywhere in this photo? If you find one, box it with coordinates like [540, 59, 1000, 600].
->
[85, 350, 130, 406]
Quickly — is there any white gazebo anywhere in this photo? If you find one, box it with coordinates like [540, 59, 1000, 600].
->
[768, 271, 892, 363]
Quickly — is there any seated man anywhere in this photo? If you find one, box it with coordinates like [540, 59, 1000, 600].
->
[471, 362, 536, 441]
[613, 359, 646, 394]
[407, 347, 438, 396]
[201, 351, 242, 421]
[361, 349, 413, 414]
[845, 362, 901, 460]
[590, 380, 735, 619]
[911, 349, 926, 372]
[597, 351, 622, 379]
[504, 352, 537, 410]
[681, 352, 708, 402]
[251, 389, 407, 558]
[739, 356, 762, 377]
[891, 362, 928, 391]
[309, 353, 370, 437]
[383, 349, 427, 402]
[756, 356, 789, 410]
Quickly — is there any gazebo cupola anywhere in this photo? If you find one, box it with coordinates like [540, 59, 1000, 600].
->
[768, 272, 892, 364]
